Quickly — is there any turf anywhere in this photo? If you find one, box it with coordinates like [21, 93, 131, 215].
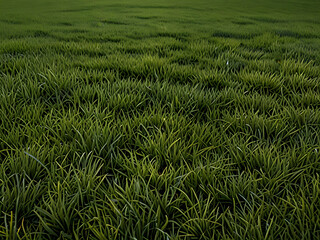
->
[0, 0, 320, 239]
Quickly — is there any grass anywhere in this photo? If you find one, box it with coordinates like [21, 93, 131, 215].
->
[0, 0, 320, 239]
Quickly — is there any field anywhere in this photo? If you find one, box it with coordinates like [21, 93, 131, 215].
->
[0, 0, 320, 239]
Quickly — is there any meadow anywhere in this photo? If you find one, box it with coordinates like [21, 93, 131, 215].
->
[0, 0, 320, 239]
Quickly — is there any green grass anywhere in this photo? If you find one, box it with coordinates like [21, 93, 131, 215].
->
[0, 0, 320, 239]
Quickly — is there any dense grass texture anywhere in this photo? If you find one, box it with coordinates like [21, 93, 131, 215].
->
[0, 0, 320, 239]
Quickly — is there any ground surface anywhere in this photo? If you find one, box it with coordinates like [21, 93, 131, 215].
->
[0, 0, 320, 239]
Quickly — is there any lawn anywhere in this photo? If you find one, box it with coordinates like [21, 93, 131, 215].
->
[0, 0, 320, 239]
